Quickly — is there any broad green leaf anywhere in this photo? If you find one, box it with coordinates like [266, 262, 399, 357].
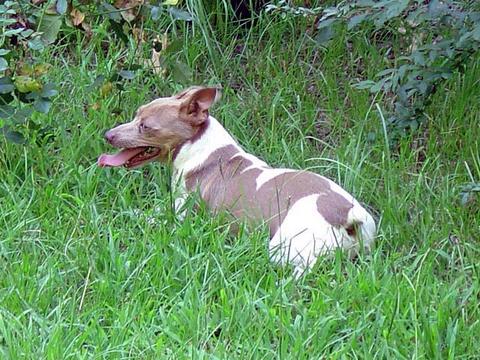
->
[353, 80, 376, 90]
[317, 18, 336, 30]
[0, 105, 14, 118]
[28, 37, 45, 51]
[0, 57, 7, 72]
[151, 6, 162, 21]
[168, 7, 193, 21]
[427, 0, 448, 18]
[56, 0, 68, 15]
[370, 77, 389, 93]
[163, 0, 179, 4]
[0, 77, 14, 94]
[38, 14, 63, 44]
[41, 83, 58, 98]
[0, 19, 17, 26]
[4, 1, 18, 7]
[87, 75, 106, 91]
[472, 24, 480, 41]
[1, 126, 25, 144]
[102, 2, 122, 22]
[416, 80, 428, 95]
[348, 14, 368, 30]
[164, 39, 183, 54]
[18, 29, 34, 38]
[411, 51, 426, 66]
[25, 92, 39, 101]
[118, 70, 135, 80]
[12, 108, 33, 124]
[387, 0, 410, 18]
[3, 28, 25, 37]
[34, 98, 52, 113]
[376, 68, 396, 77]
[357, 0, 375, 5]
[171, 61, 192, 84]
[0, 49, 10, 56]
[315, 26, 335, 45]
[373, 0, 409, 27]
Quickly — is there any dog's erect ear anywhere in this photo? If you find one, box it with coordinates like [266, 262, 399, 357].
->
[179, 86, 221, 125]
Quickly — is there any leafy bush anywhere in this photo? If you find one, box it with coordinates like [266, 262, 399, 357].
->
[0, 0, 195, 144]
[0, 1, 58, 143]
[267, 0, 480, 141]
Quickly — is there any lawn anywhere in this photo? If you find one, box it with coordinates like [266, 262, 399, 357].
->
[1, 2, 479, 358]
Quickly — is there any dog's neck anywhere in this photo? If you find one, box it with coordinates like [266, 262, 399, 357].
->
[173, 116, 239, 175]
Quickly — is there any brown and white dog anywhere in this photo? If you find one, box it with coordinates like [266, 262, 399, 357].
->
[98, 86, 376, 276]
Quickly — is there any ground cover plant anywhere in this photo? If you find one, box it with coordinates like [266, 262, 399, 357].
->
[1, 0, 479, 358]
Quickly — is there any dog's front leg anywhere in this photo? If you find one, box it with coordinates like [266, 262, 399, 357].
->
[171, 171, 190, 221]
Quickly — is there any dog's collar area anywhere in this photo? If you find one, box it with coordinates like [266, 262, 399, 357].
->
[172, 117, 211, 161]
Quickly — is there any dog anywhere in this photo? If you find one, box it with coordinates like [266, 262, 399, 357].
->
[98, 86, 376, 276]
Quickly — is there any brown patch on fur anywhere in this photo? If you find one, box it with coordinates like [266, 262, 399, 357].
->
[185, 145, 245, 203]
[185, 145, 354, 237]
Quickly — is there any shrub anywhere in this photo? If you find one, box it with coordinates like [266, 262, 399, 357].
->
[267, 0, 480, 141]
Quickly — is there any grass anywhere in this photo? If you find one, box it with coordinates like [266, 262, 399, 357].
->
[1, 2, 480, 358]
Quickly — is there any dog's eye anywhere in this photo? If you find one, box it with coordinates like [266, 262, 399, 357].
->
[139, 123, 149, 132]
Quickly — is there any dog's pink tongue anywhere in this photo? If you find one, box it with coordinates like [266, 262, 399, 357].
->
[98, 148, 145, 167]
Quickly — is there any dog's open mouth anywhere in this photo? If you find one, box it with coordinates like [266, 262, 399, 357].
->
[98, 147, 162, 168]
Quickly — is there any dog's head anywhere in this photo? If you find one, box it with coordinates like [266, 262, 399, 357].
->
[98, 86, 220, 168]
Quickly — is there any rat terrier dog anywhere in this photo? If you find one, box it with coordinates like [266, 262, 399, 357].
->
[98, 86, 376, 276]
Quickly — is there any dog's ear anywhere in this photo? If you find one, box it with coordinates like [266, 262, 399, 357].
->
[180, 87, 221, 125]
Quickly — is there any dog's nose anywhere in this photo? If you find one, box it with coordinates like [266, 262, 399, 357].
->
[104, 130, 115, 144]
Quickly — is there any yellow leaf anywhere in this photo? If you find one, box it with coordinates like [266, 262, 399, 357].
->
[17, 64, 34, 76]
[90, 102, 101, 111]
[163, 0, 179, 5]
[100, 82, 113, 97]
[14, 76, 42, 93]
[34, 63, 52, 77]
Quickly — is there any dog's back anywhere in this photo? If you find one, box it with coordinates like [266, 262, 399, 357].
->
[184, 139, 375, 274]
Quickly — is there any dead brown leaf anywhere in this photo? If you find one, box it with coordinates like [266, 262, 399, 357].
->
[132, 27, 146, 44]
[81, 22, 93, 39]
[143, 34, 168, 76]
[70, 8, 85, 27]
[114, 0, 144, 22]
[149, 48, 165, 76]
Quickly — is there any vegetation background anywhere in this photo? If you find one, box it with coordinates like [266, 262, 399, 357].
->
[0, 0, 479, 358]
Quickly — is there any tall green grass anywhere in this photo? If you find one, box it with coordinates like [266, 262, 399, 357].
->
[0, 1, 479, 358]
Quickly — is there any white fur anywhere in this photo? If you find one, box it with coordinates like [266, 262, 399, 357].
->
[172, 116, 239, 213]
[254, 168, 296, 190]
[270, 194, 364, 276]
[173, 116, 376, 276]
[173, 117, 241, 176]
[347, 203, 376, 249]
